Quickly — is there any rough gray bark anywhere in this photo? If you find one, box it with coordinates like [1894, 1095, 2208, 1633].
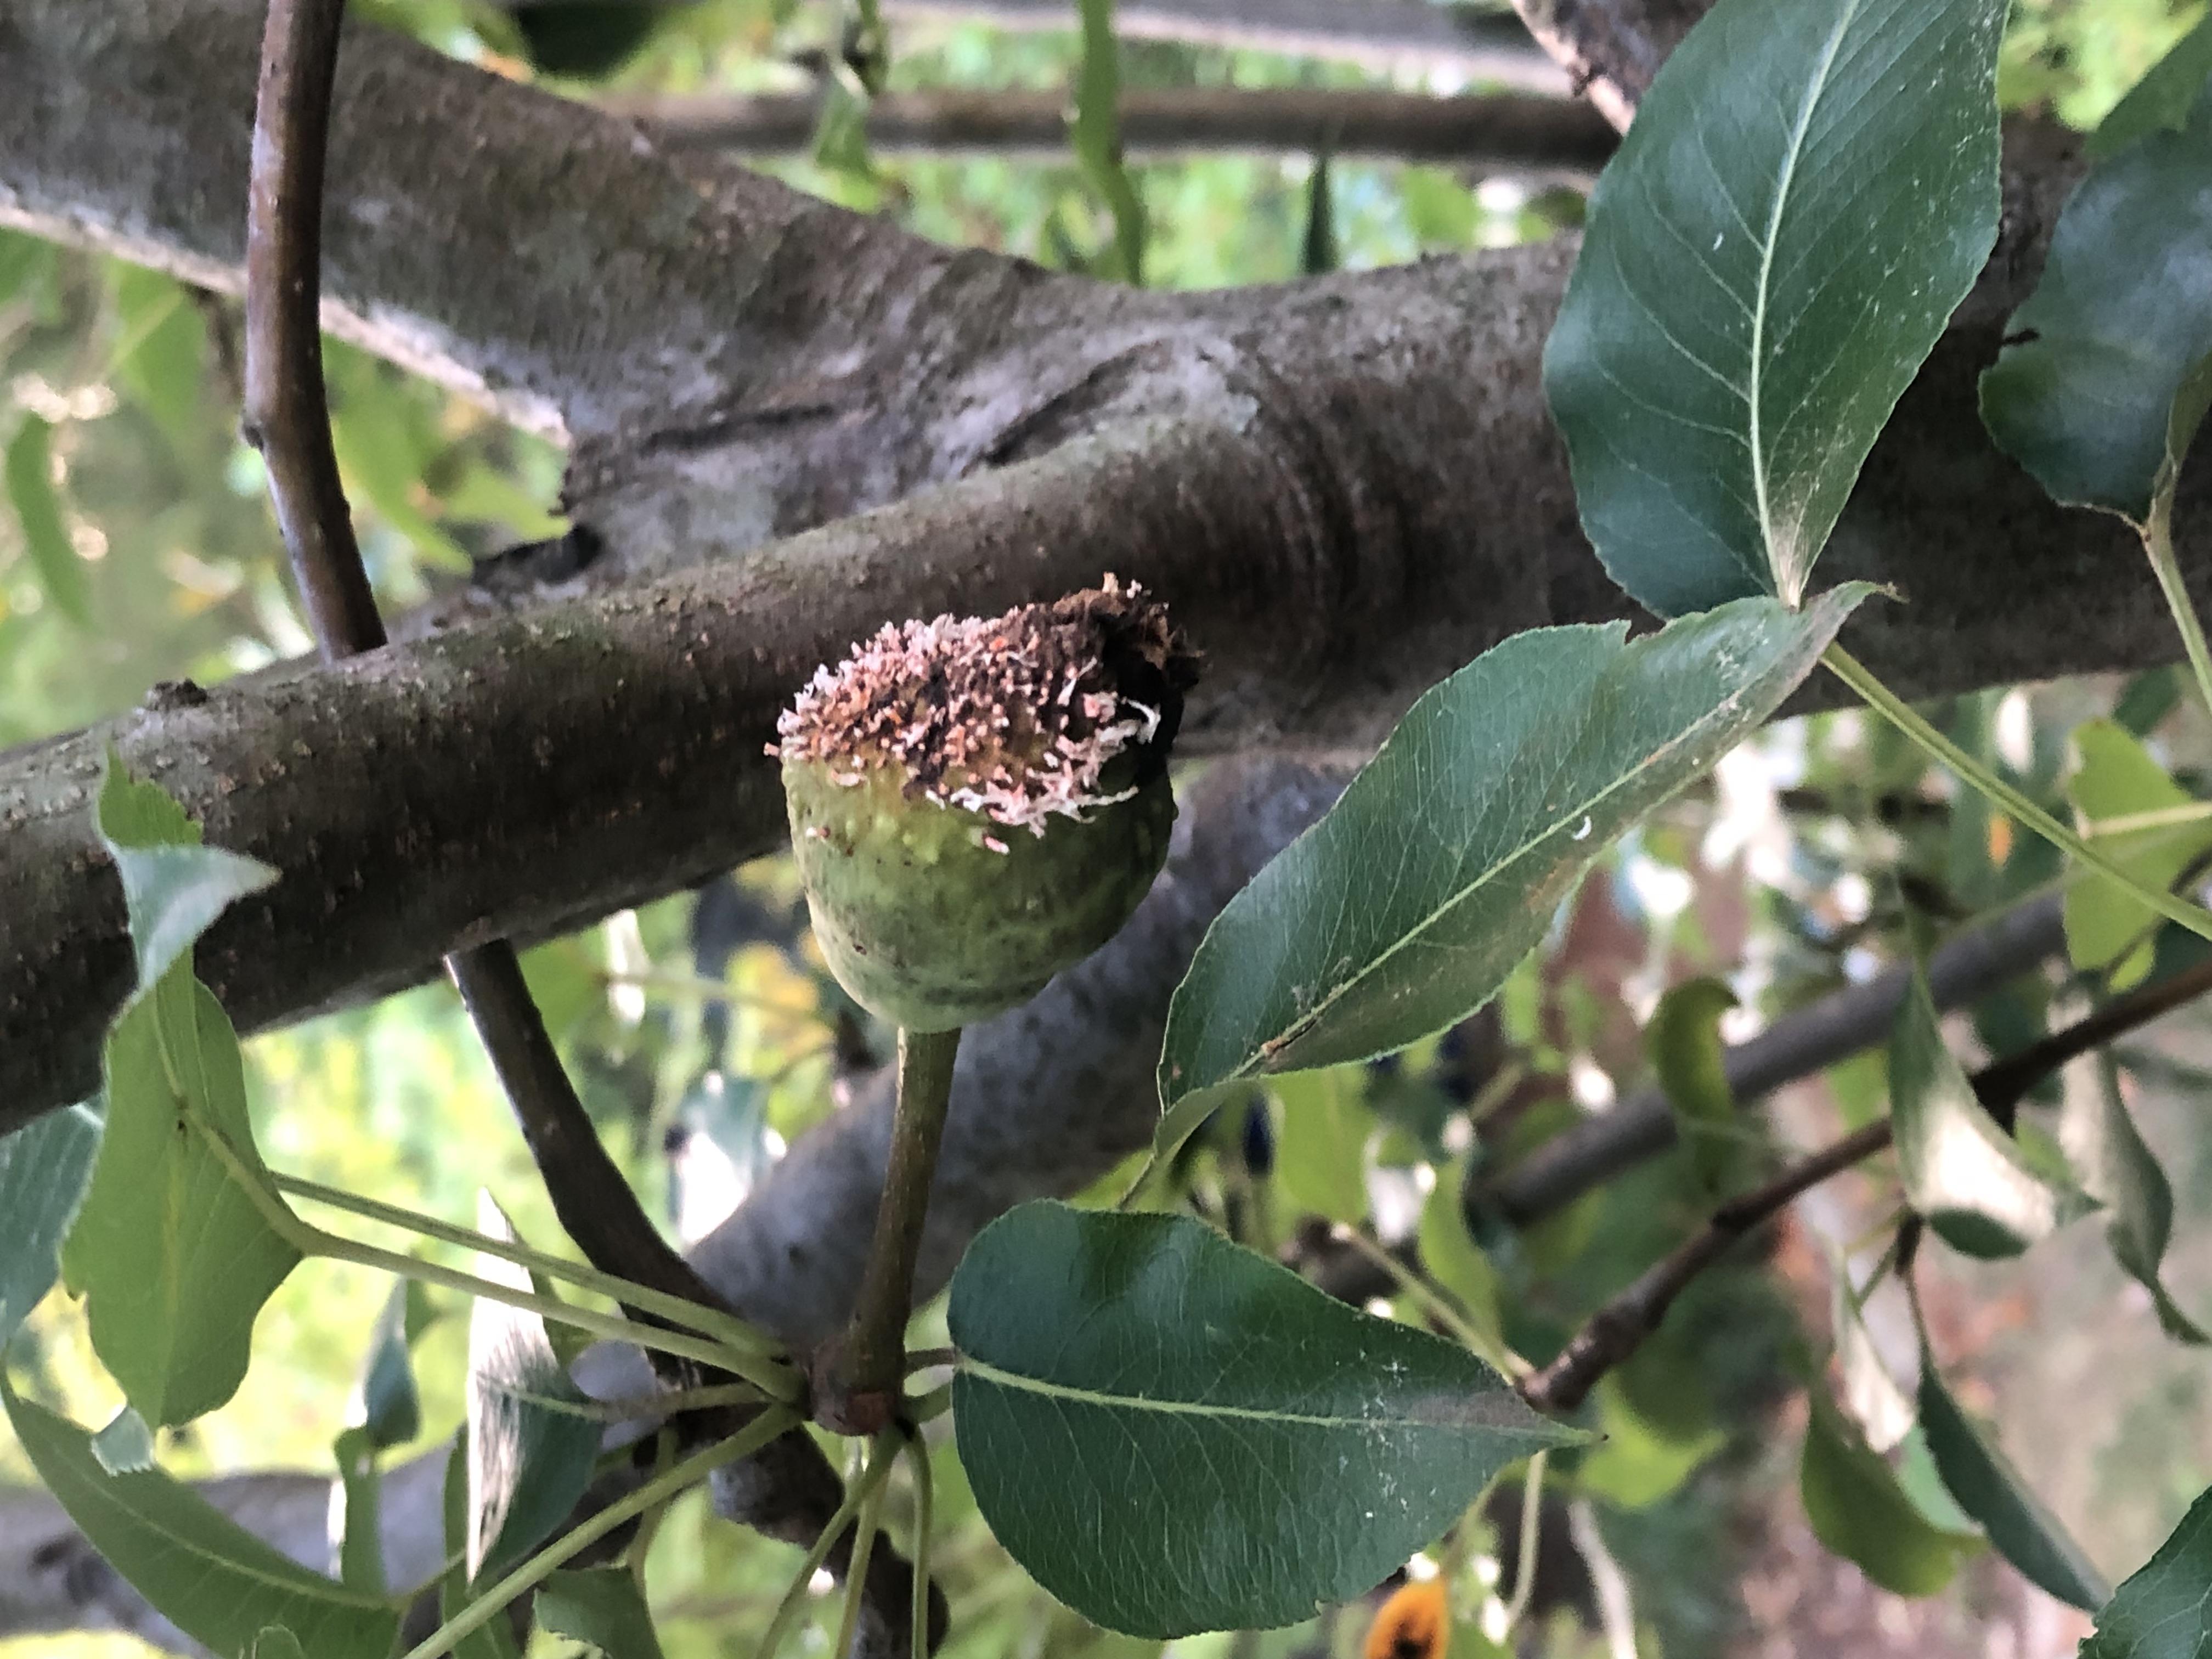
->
[0, 3, 2203, 1132]
[1507, 0, 1716, 129]
[0, 0, 2196, 1128]
[613, 85, 1618, 168]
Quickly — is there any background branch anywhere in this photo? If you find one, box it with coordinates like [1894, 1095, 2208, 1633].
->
[1506, 0, 1714, 129]
[1517, 950, 2212, 1414]
[614, 86, 1617, 169]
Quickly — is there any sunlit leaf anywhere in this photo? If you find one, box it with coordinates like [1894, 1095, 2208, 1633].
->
[1830, 1249, 1912, 1454]
[0, 1387, 400, 1659]
[1800, 1391, 1980, 1597]
[466, 1195, 601, 1587]
[0, 1102, 102, 1343]
[1982, 46, 2212, 526]
[1270, 1069, 1370, 1226]
[2091, 13, 2212, 158]
[2066, 721, 2212, 994]
[5, 414, 89, 626]
[1888, 969, 2094, 1259]
[2082, 1481, 2212, 1655]
[63, 972, 302, 1426]
[1918, 1355, 2109, 1610]
[97, 752, 279, 994]
[1646, 977, 1740, 1195]
[1544, 0, 2006, 613]
[949, 1203, 1579, 1637]
[109, 263, 205, 449]
[1156, 590, 1867, 1167]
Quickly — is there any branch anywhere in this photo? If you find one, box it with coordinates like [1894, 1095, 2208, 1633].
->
[1480, 892, 2068, 1224]
[614, 87, 1617, 170]
[1506, 0, 1714, 131]
[1516, 951, 2212, 1414]
[875, 0, 1572, 90]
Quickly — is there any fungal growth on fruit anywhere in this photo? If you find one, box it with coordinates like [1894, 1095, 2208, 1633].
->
[777, 578, 1199, 1032]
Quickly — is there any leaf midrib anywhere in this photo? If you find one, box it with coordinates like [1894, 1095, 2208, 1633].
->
[1749, 0, 1865, 597]
[1193, 610, 1822, 1100]
[960, 1357, 1549, 1437]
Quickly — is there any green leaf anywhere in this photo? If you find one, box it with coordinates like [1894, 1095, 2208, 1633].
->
[1269, 1069, 1370, 1226]
[1830, 1248, 1912, 1453]
[1300, 151, 1336, 278]
[465, 1195, 601, 1587]
[250, 1628, 307, 1659]
[2089, 13, 2212, 161]
[1577, 1375, 1724, 1511]
[2062, 723, 2212, 989]
[331, 1426, 385, 1596]
[1073, 0, 1144, 285]
[1917, 1355, 2109, 1610]
[62, 973, 302, 1425]
[98, 751, 280, 994]
[0, 1387, 401, 1659]
[2081, 1055, 2207, 1344]
[357, 1279, 426, 1451]
[2083, 1482, 2212, 1656]
[538, 1566, 668, 1659]
[1155, 590, 1867, 1166]
[0, 228, 55, 312]
[1981, 53, 2212, 526]
[1646, 977, 1740, 1195]
[948, 1202, 1579, 1637]
[1799, 1390, 1980, 1597]
[0, 1103, 102, 1343]
[109, 264, 205, 449]
[1417, 1154, 1503, 1348]
[1888, 969, 2094, 1260]
[443, 1429, 526, 1659]
[92, 1406, 157, 1476]
[6, 414, 89, 625]
[1543, 0, 2005, 615]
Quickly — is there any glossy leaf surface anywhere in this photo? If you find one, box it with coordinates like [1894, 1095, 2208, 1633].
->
[1156, 591, 1866, 1164]
[1, 1389, 399, 1659]
[949, 1202, 1577, 1637]
[2063, 721, 2212, 989]
[2083, 1482, 2212, 1655]
[1982, 50, 2212, 524]
[1545, 0, 2005, 613]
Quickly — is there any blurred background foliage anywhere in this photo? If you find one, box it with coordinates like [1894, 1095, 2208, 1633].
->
[4, 0, 2211, 1654]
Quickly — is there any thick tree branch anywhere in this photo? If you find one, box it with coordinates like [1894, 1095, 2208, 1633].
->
[614, 86, 1618, 169]
[3, 4, 2204, 1136]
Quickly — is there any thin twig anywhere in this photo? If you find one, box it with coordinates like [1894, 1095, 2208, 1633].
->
[242, 0, 384, 660]
[1517, 952, 2212, 1414]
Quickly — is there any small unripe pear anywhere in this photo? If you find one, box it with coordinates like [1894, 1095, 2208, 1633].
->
[777, 580, 1197, 1032]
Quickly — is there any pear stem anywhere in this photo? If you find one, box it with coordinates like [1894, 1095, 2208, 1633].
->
[842, 1026, 964, 1413]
